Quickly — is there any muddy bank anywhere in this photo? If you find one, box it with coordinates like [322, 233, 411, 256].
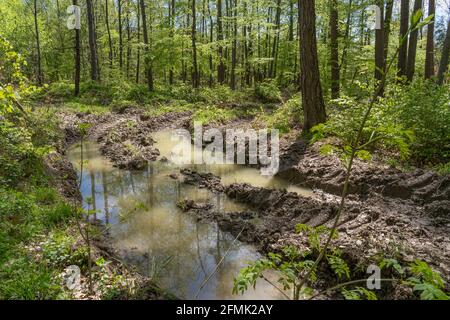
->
[277, 139, 450, 212]
[59, 109, 192, 170]
[179, 169, 450, 284]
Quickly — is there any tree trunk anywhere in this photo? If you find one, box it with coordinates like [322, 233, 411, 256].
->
[383, 0, 394, 73]
[329, 0, 339, 99]
[105, 0, 113, 68]
[118, 0, 123, 70]
[207, 1, 214, 87]
[269, 0, 281, 78]
[230, 0, 237, 89]
[217, 0, 226, 84]
[299, 0, 326, 131]
[169, 0, 176, 84]
[424, 0, 435, 79]
[340, 0, 353, 83]
[126, 3, 131, 78]
[437, 19, 450, 85]
[406, 0, 423, 82]
[86, 0, 99, 80]
[73, 0, 80, 96]
[136, 0, 141, 83]
[191, 0, 199, 88]
[374, 0, 385, 95]
[140, 0, 153, 90]
[397, 0, 409, 79]
[33, 0, 43, 85]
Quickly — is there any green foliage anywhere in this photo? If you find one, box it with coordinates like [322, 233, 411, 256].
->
[389, 80, 450, 164]
[342, 287, 378, 300]
[0, 255, 61, 299]
[254, 80, 282, 103]
[193, 105, 238, 125]
[255, 94, 302, 133]
[234, 224, 344, 299]
[407, 260, 449, 300]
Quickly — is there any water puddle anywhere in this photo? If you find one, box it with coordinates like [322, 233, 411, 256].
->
[67, 131, 311, 299]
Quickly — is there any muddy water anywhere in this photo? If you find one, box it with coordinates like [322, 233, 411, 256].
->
[67, 132, 311, 299]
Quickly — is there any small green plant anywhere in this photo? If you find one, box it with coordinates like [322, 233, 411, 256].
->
[233, 224, 347, 300]
[406, 260, 449, 300]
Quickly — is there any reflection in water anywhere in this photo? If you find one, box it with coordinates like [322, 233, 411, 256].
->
[67, 133, 308, 299]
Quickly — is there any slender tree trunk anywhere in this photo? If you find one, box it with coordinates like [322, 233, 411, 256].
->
[329, 0, 340, 99]
[86, 0, 99, 80]
[126, 3, 131, 78]
[105, 0, 114, 68]
[230, 0, 237, 90]
[269, 0, 281, 78]
[169, 0, 176, 84]
[424, 0, 435, 79]
[397, 0, 409, 79]
[383, 0, 394, 73]
[118, 0, 123, 70]
[289, 0, 294, 42]
[299, 0, 326, 131]
[406, 0, 423, 82]
[207, 1, 214, 87]
[217, 0, 226, 84]
[136, 0, 141, 83]
[191, 0, 199, 88]
[140, 0, 153, 90]
[33, 0, 43, 85]
[73, 0, 80, 96]
[340, 0, 353, 83]
[437, 19, 450, 85]
[374, 0, 385, 95]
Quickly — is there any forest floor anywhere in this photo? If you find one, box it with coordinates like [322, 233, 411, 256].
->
[57, 105, 450, 298]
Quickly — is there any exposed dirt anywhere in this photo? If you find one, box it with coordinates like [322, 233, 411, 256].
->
[58, 109, 192, 169]
[179, 168, 450, 285]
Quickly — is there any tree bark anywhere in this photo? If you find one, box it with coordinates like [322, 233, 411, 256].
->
[340, 0, 353, 83]
[374, 0, 385, 95]
[169, 0, 176, 84]
[33, 0, 43, 85]
[299, 0, 326, 131]
[406, 0, 423, 82]
[118, 0, 124, 70]
[136, 0, 141, 83]
[140, 0, 153, 90]
[230, 0, 238, 89]
[269, 0, 281, 78]
[86, 0, 99, 80]
[217, 0, 226, 84]
[383, 0, 394, 73]
[424, 0, 435, 79]
[191, 0, 199, 88]
[437, 19, 450, 85]
[329, 0, 339, 99]
[73, 0, 80, 96]
[397, 0, 409, 79]
[105, 0, 114, 68]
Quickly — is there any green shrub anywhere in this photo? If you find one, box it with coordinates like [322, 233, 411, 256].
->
[255, 80, 282, 103]
[255, 93, 302, 133]
[389, 80, 450, 165]
[0, 256, 61, 299]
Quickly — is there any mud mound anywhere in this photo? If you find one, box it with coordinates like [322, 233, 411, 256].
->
[179, 169, 450, 282]
[277, 140, 450, 211]
[58, 109, 192, 170]
[44, 151, 81, 202]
